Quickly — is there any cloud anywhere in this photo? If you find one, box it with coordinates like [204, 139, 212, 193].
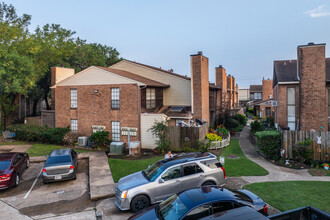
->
[306, 5, 330, 18]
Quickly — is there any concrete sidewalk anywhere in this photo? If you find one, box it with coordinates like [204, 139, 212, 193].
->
[0, 144, 32, 153]
[239, 125, 330, 183]
[0, 200, 33, 220]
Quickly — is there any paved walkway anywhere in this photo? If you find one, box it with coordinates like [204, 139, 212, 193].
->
[0, 144, 32, 153]
[239, 125, 330, 183]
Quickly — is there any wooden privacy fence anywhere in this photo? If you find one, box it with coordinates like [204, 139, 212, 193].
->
[167, 124, 209, 150]
[282, 130, 330, 161]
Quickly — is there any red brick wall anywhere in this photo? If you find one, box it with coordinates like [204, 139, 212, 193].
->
[262, 79, 273, 101]
[274, 84, 300, 129]
[227, 76, 233, 109]
[298, 44, 327, 131]
[191, 53, 210, 122]
[55, 84, 140, 144]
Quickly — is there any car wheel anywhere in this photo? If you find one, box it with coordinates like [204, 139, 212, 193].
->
[130, 195, 150, 213]
[202, 181, 216, 186]
[15, 174, 20, 186]
[26, 159, 30, 168]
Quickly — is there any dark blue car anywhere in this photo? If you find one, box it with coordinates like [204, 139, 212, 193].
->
[128, 186, 267, 220]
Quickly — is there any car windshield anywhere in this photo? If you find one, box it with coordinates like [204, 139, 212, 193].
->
[157, 194, 188, 220]
[0, 161, 10, 170]
[143, 162, 164, 181]
[46, 155, 72, 165]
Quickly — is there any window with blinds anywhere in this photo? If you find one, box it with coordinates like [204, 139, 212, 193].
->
[71, 89, 77, 108]
[146, 88, 156, 109]
[111, 88, 120, 109]
[287, 88, 295, 130]
[112, 121, 120, 142]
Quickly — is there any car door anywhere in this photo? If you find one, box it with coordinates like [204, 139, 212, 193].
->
[154, 165, 182, 202]
[181, 163, 204, 191]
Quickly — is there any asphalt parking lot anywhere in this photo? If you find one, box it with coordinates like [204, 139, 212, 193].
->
[0, 159, 95, 219]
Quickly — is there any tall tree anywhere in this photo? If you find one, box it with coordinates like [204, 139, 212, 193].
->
[0, 2, 40, 129]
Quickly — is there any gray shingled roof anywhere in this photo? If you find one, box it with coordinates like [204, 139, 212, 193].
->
[250, 85, 262, 92]
[273, 58, 330, 87]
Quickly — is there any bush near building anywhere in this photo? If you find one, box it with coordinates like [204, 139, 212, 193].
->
[255, 131, 281, 160]
[8, 124, 70, 145]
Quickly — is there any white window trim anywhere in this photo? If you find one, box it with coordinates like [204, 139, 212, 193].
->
[71, 89, 77, 108]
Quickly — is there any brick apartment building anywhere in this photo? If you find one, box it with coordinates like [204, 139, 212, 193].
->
[273, 43, 330, 131]
[248, 79, 274, 118]
[51, 52, 239, 148]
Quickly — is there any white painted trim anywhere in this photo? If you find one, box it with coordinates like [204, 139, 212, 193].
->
[278, 81, 300, 85]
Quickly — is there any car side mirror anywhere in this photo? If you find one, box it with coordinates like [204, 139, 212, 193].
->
[158, 178, 165, 184]
[45, 155, 49, 158]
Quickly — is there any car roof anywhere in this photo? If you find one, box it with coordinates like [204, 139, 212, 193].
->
[49, 149, 72, 156]
[157, 152, 216, 169]
[179, 186, 246, 209]
[0, 152, 17, 161]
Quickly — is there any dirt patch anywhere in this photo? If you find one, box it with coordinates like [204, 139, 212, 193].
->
[309, 168, 330, 176]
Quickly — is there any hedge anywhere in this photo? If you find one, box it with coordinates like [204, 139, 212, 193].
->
[255, 131, 281, 160]
[8, 125, 70, 145]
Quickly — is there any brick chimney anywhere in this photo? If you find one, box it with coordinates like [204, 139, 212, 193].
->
[262, 79, 273, 100]
[191, 51, 209, 123]
[50, 67, 75, 110]
[215, 66, 227, 111]
[298, 43, 327, 131]
[227, 75, 233, 109]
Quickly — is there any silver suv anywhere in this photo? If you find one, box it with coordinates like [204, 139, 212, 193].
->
[115, 152, 226, 212]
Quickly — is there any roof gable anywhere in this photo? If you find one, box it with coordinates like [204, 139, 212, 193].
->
[55, 66, 146, 87]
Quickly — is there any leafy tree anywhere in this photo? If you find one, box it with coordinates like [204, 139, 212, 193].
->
[148, 120, 171, 153]
[0, 2, 40, 129]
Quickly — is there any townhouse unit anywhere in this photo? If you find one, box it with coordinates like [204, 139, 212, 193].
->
[248, 79, 274, 118]
[51, 52, 239, 148]
[273, 43, 330, 131]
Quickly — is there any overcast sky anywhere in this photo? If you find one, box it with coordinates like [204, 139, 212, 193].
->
[5, 0, 330, 88]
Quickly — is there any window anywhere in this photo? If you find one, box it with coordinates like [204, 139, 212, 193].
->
[111, 88, 120, 109]
[70, 89, 77, 108]
[266, 107, 271, 117]
[112, 121, 120, 141]
[13, 154, 23, 166]
[161, 166, 181, 181]
[183, 204, 211, 220]
[201, 159, 222, 169]
[254, 92, 262, 100]
[146, 88, 156, 109]
[212, 202, 234, 214]
[287, 88, 295, 130]
[71, 119, 78, 131]
[176, 119, 185, 127]
[183, 163, 203, 176]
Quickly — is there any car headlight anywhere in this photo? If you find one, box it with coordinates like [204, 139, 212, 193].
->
[121, 190, 128, 199]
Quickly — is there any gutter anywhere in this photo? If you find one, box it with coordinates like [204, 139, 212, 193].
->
[278, 81, 299, 85]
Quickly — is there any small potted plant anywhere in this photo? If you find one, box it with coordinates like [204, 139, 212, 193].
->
[322, 163, 329, 170]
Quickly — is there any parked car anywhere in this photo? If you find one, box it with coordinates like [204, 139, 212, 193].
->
[42, 149, 78, 184]
[115, 152, 226, 212]
[0, 152, 29, 189]
[128, 186, 268, 220]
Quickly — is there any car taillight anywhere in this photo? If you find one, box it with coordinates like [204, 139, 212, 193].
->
[70, 165, 74, 170]
[221, 167, 226, 179]
[42, 168, 46, 173]
[263, 205, 268, 214]
[0, 174, 11, 181]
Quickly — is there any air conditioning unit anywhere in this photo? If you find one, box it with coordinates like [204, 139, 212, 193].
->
[78, 137, 88, 147]
[271, 101, 277, 106]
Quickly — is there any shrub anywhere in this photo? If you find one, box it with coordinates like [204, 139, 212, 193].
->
[7, 124, 70, 144]
[40, 127, 71, 145]
[225, 118, 239, 130]
[216, 126, 229, 139]
[256, 131, 281, 160]
[148, 120, 171, 153]
[250, 120, 263, 133]
[293, 139, 313, 163]
[234, 114, 248, 126]
[231, 124, 243, 132]
[248, 108, 254, 114]
[206, 133, 222, 141]
[90, 131, 111, 147]
[62, 131, 82, 145]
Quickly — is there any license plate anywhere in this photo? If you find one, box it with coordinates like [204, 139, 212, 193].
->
[55, 175, 62, 180]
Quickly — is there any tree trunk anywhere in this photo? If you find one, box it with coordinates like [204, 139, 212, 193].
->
[44, 93, 50, 110]
[32, 99, 39, 116]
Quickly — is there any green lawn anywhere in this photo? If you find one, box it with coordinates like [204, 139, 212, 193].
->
[244, 181, 330, 213]
[109, 156, 164, 182]
[221, 139, 268, 176]
[26, 144, 93, 157]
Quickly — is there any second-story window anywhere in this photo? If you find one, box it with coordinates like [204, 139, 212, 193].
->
[146, 88, 156, 109]
[254, 92, 262, 100]
[111, 88, 120, 109]
[71, 89, 77, 108]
